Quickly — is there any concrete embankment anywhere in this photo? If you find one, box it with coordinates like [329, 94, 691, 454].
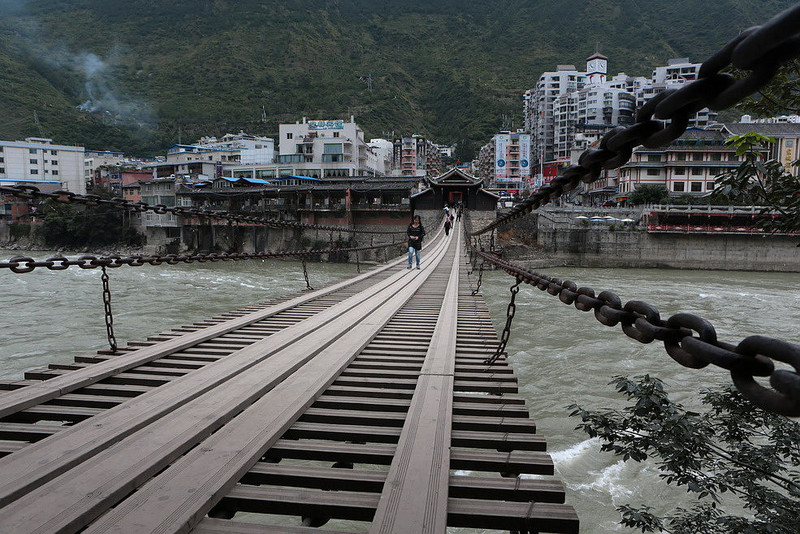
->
[498, 208, 800, 273]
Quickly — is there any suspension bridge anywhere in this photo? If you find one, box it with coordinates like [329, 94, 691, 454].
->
[1, 5, 800, 533]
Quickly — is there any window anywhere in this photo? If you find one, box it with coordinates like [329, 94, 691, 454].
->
[673, 181, 685, 192]
[786, 140, 794, 148]
[51, 160, 58, 165]
[30, 169, 38, 175]
[0, 157, 3, 162]
[29, 148, 37, 154]
[286, 133, 293, 139]
[646, 168, 661, 176]
[690, 182, 702, 192]
[323, 143, 342, 154]
[51, 150, 58, 155]
[675, 153, 686, 161]
[647, 155, 661, 162]
[707, 181, 715, 190]
[692, 153, 704, 161]
[0, 167, 4, 173]
[710, 153, 721, 161]
[30, 159, 38, 164]
[691, 167, 704, 176]
[333, 132, 339, 138]
[674, 167, 685, 175]
[52, 170, 59, 176]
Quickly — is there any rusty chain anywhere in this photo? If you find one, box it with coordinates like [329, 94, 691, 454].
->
[301, 258, 313, 290]
[471, 247, 800, 417]
[100, 266, 118, 353]
[485, 276, 522, 365]
[472, 3, 800, 237]
[0, 241, 402, 273]
[0, 185, 406, 235]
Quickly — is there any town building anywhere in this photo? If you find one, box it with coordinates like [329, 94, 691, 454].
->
[473, 131, 532, 192]
[0, 137, 86, 194]
[85, 150, 125, 190]
[617, 127, 751, 199]
[524, 55, 719, 185]
[725, 121, 800, 175]
[391, 135, 446, 178]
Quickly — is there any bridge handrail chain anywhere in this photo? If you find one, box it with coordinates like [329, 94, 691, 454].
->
[471, 3, 800, 237]
[0, 185, 407, 235]
[472, 247, 800, 417]
[0, 241, 403, 273]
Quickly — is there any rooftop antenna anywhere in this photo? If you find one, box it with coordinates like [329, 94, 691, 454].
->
[356, 74, 373, 92]
[261, 106, 267, 123]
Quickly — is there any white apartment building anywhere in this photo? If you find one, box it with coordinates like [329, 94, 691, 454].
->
[224, 117, 382, 181]
[527, 64, 587, 166]
[196, 132, 275, 165]
[278, 117, 379, 177]
[473, 131, 532, 191]
[552, 87, 636, 161]
[0, 137, 86, 194]
[368, 138, 394, 176]
[524, 55, 719, 180]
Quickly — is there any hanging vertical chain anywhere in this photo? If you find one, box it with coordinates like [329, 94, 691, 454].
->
[485, 276, 522, 365]
[489, 230, 495, 252]
[356, 251, 361, 273]
[100, 266, 118, 353]
[471, 261, 485, 296]
[383, 247, 389, 263]
[301, 257, 313, 290]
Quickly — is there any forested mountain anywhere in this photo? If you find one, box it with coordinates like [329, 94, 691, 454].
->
[0, 0, 795, 158]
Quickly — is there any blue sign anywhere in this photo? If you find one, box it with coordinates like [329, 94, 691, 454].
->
[521, 159, 529, 167]
[496, 159, 506, 167]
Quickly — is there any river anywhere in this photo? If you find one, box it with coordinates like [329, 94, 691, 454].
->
[1, 249, 798, 533]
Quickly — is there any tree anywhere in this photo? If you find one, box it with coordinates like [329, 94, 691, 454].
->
[628, 184, 669, 206]
[37, 186, 142, 248]
[570, 375, 800, 534]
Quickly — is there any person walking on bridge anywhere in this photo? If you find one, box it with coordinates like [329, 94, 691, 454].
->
[407, 215, 425, 269]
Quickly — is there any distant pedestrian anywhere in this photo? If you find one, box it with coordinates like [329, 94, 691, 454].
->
[444, 216, 452, 236]
[456, 208, 462, 221]
[443, 206, 450, 217]
[407, 215, 425, 269]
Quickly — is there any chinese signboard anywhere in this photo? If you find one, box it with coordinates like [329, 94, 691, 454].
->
[308, 120, 344, 130]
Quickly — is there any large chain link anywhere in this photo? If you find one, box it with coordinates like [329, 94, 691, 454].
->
[0, 185, 406, 235]
[472, 4, 800, 237]
[100, 266, 118, 353]
[0, 241, 401, 273]
[471, 248, 800, 417]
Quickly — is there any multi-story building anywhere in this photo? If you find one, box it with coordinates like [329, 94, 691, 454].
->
[85, 150, 124, 189]
[617, 127, 751, 198]
[391, 135, 445, 178]
[196, 132, 275, 165]
[524, 55, 720, 186]
[277, 117, 379, 177]
[472, 131, 532, 192]
[0, 137, 86, 194]
[527, 64, 587, 166]
[725, 120, 800, 175]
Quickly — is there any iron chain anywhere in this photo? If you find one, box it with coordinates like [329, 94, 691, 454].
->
[100, 266, 118, 353]
[0, 241, 402, 273]
[485, 276, 522, 365]
[472, 4, 800, 237]
[301, 258, 313, 291]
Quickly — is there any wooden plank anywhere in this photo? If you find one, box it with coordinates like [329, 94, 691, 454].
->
[448, 497, 579, 533]
[370, 231, 461, 534]
[70, 237, 456, 534]
[194, 518, 353, 534]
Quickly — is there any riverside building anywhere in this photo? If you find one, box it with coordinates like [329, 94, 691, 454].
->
[0, 137, 86, 195]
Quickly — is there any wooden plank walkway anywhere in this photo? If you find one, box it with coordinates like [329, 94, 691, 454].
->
[0, 224, 579, 533]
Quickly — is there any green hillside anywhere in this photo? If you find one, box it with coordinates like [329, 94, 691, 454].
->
[0, 0, 795, 158]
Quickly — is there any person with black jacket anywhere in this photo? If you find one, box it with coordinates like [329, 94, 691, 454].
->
[407, 215, 425, 269]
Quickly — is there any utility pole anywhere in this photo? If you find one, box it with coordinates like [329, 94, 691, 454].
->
[33, 110, 45, 137]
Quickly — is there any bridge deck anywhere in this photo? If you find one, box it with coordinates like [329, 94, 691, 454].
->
[0, 227, 578, 533]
